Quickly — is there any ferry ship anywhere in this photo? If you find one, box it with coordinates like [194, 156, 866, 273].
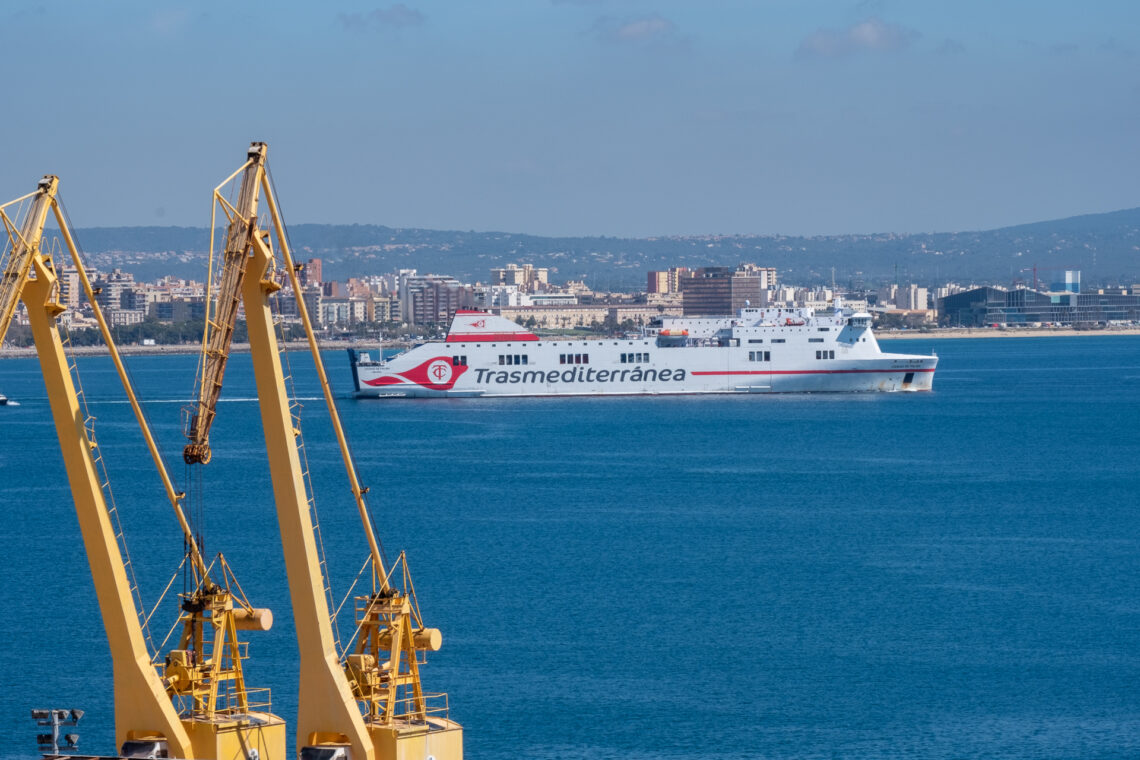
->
[348, 306, 937, 398]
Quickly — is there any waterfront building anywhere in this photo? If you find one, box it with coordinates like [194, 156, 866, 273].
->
[320, 297, 367, 326]
[368, 294, 395, 323]
[938, 284, 1140, 326]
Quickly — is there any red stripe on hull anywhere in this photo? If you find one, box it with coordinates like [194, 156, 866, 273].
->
[691, 368, 936, 376]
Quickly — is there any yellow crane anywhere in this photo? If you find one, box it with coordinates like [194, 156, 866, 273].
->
[0, 176, 285, 760]
[184, 142, 461, 760]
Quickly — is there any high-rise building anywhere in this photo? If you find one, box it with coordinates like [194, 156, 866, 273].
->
[898, 284, 929, 311]
[302, 258, 323, 287]
[92, 269, 136, 311]
[59, 265, 81, 309]
[400, 273, 471, 325]
[680, 266, 768, 316]
[647, 267, 690, 294]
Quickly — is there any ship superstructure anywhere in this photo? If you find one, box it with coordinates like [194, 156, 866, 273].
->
[350, 306, 937, 397]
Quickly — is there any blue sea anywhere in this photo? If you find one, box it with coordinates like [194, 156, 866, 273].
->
[1, 337, 1139, 760]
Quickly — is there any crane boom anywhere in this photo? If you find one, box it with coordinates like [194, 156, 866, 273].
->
[1, 177, 284, 760]
[183, 144, 267, 465]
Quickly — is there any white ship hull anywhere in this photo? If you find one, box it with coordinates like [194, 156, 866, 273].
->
[349, 308, 937, 398]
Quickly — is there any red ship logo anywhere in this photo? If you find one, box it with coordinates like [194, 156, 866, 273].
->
[363, 356, 468, 390]
[469, 319, 486, 328]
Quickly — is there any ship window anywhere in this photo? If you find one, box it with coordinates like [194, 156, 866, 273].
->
[620, 354, 627, 363]
[499, 355, 505, 365]
[816, 350, 822, 359]
[748, 351, 755, 361]
[772, 339, 786, 343]
[809, 338, 824, 343]
[521, 355, 528, 365]
[514, 354, 521, 364]
[749, 339, 764, 344]
[829, 350, 835, 359]
[764, 351, 770, 361]
[559, 354, 566, 364]
[818, 327, 830, 332]
[583, 354, 590, 364]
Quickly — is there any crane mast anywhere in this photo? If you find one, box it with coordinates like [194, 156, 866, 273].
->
[0, 177, 284, 760]
[193, 143, 461, 760]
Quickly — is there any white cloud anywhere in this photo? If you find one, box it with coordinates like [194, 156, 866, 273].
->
[796, 17, 918, 59]
[590, 13, 688, 48]
[340, 4, 425, 31]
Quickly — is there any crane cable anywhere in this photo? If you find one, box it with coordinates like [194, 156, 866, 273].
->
[266, 163, 392, 578]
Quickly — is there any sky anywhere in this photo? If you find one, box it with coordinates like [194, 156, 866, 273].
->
[1, 0, 1138, 237]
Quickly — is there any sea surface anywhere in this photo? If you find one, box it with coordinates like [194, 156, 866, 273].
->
[1, 337, 1139, 760]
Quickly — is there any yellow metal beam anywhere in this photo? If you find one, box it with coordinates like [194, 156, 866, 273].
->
[20, 252, 196, 758]
[256, 176, 389, 587]
[242, 226, 375, 760]
[259, 175, 390, 588]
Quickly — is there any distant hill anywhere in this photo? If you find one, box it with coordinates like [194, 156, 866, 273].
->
[62, 208, 1140, 288]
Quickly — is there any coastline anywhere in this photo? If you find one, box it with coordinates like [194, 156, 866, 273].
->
[3, 326, 1139, 359]
[876, 327, 1140, 340]
[0, 340, 379, 358]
